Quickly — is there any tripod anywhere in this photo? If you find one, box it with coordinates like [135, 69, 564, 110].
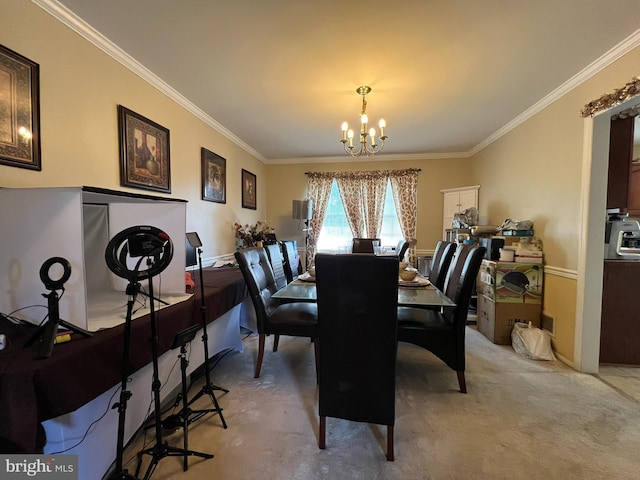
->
[166, 324, 214, 471]
[184, 234, 227, 428]
[136, 268, 212, 480]
[24, 257, 92, 359]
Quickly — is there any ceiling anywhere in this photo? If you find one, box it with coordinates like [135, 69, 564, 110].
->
[48, 0, 640, 163]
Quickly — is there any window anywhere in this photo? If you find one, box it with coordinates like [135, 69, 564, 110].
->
[317, 180, 403, 251]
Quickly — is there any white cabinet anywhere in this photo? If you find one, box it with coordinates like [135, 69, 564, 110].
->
[441, 185, 479, 239]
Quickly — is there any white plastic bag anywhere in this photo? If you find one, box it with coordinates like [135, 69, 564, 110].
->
[511, 321, 556, 361]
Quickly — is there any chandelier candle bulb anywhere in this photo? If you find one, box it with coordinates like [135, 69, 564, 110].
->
[341, 122, 348, 141]
[370, 128, 376, 146]
[379, 119, 386, 138]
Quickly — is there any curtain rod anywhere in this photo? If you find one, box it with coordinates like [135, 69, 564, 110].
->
[304, 168, 422, 174]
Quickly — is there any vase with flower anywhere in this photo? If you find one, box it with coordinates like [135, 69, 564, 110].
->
[234, 220, 275, 249]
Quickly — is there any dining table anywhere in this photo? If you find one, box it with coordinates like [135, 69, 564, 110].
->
[272, 272, 456, 309]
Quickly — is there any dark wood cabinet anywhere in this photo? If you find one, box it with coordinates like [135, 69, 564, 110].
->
[607, 116, 634, 211]
[628, 162, 640, 214]
[606, 115, 640, 215]
[600, 260, 640, 365]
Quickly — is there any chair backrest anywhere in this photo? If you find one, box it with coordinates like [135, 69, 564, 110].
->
[352, 238, 381, 254]
[280, 240, 300, 282]
[442, 244, 486, 327]
[315, 253, 398, 427]
[396, 240, 410, 261]
[264, 243, 287, 290]
[428, 241, 456, 290]
[234, 247, 279, 334]
[263, 233, 278, 245]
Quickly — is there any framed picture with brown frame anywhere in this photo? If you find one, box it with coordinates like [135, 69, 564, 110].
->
[0, 44, 41, 171]
[117, 105, 171, 193]
[241, 168, 257, 210]
[201, 147, 226, 203]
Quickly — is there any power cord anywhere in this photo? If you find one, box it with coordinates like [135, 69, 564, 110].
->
[49, 382, 123, 454]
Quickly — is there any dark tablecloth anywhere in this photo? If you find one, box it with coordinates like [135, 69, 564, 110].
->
[0, 266, 247, 453]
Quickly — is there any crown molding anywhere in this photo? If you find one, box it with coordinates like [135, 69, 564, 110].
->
[470, 28, 640, 156]
[263, 150, 472, 165]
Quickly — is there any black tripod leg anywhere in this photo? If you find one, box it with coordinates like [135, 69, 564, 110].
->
[188, 384, 228, 429]
[205, 386, 227, 429]
[58, 319, 93, 338]
[36, 319, 58, 359]
[186, 246, 229, 428]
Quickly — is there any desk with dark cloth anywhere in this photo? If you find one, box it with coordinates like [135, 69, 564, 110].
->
[0, 266, 247, 454]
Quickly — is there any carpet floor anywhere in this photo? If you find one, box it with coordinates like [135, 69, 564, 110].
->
[118, 327, 640, 480]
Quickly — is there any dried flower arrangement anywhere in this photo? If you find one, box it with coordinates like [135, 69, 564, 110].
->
[233, 220, 275, 248]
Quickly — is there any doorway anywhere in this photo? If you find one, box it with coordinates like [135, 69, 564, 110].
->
[578, 97, 640, 372]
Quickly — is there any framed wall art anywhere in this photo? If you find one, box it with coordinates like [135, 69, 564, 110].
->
[118, 105, 171, 193]
[201, 148, 226, 203]
[0, 44, 41, 170]
[241, 168, 257, 210]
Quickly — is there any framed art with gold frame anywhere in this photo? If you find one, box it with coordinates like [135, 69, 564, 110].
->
[0, 44, 41, 170]
[241, 169, 256, 210]
[201, 147, 226, 203]
[118, 105, 171, 194]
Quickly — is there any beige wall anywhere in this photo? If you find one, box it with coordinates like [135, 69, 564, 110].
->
[266, 158, 475, 252]
[1, 1, 266, 259]
[471, 44, 640, 362]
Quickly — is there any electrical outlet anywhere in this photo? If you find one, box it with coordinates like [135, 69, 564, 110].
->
[541, 312, 555, 336]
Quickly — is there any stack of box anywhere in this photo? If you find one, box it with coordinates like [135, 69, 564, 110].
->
[515, 249, 543, 264]
[476, 259, 543, 344]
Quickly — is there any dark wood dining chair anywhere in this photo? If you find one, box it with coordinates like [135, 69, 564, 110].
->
[397, 244, 485, 393]
[264, 243, 287, 290]
[352, 238, 381, 254]
[428, 240, 456, 290]
[396, 239, 410, 261]
[315, 253, 399, 461]
[234, 248, 318, 378]
[281, 240, 301, 282]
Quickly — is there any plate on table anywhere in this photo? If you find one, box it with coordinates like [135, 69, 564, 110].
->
[398, 276, 430, 287]
[298, 272, 316, 282]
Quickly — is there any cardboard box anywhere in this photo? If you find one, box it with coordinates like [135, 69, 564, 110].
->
[476, 259, 543, 304]
[477, 294, 541, 345]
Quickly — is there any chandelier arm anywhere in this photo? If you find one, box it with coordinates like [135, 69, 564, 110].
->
[344, 141, 364, 158]
[363, 138, 385, 156]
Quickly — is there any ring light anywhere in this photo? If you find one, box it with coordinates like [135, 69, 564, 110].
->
[105, 225, 173, 281]
[39, 257, 72, 291]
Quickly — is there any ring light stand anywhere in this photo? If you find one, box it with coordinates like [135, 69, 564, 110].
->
[23, 257, 92, 360]
[106, 226, 169, 480]
[105, 226, 208, 480]
[105, 227, 209, 480]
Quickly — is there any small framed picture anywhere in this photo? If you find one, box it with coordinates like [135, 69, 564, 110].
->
[241, 168, 257, 210]
[118, 105, 171, 193]
[201, 147, 226, 203]
[0, 44, 41, 170]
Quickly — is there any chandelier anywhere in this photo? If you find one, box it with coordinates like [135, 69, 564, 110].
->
[340, 86, 387, 158]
